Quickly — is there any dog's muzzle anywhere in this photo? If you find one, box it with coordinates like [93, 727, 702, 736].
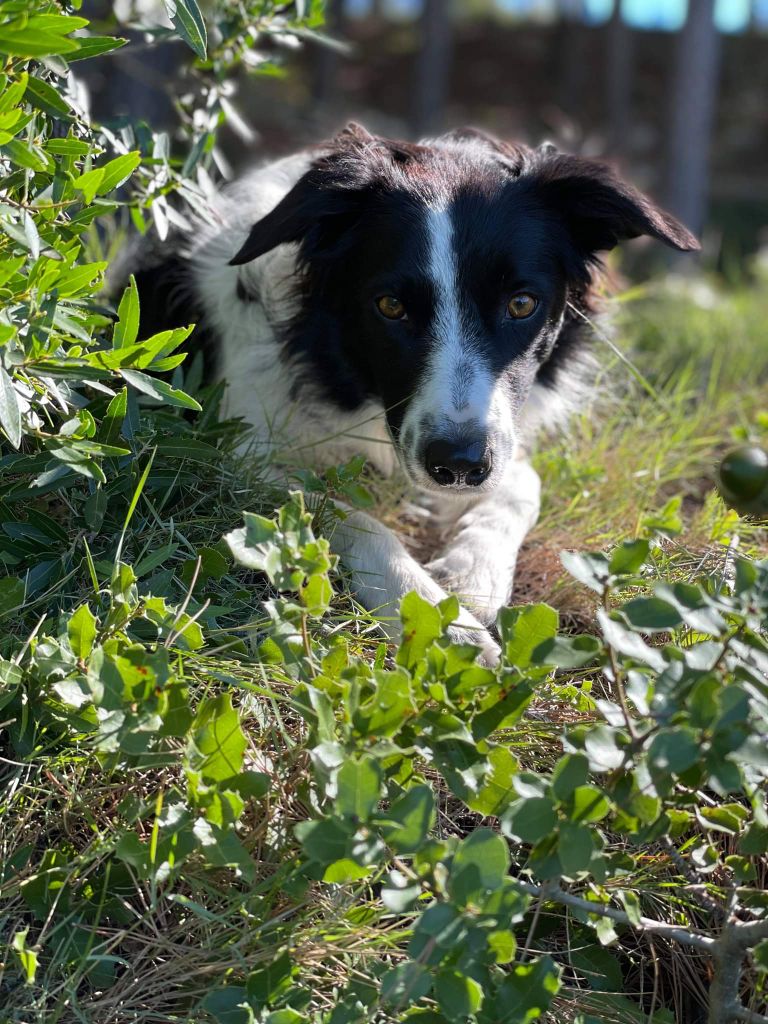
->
[423, 436, 492, 487]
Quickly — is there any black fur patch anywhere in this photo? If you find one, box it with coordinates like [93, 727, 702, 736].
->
[132, 255, 220, 379]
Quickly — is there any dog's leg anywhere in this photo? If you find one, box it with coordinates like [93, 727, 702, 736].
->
[329, 506, 501, 665]
[426, 458, 541, 627]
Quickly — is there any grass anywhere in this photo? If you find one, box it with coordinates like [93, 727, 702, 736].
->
[1, 271, 767, 1024]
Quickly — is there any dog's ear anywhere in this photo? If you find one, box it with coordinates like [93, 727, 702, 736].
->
[228, 164, 365, 267]
[531, 153, 700, 255]
[230, 123, 385, 267]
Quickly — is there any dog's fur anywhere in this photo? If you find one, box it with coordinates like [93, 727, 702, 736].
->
[134, 124, 698, 662]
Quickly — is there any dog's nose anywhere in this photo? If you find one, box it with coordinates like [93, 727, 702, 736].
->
[424, 439, 492, 487]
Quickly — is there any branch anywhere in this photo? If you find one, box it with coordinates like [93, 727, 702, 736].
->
[733, 917, 768, 947]
[513, 879, 714, 951]
[512, 880, 768, 1023]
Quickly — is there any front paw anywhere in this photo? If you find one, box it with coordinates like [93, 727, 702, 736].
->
[445, 620, 501, 667]
[427, 552, 509, 628]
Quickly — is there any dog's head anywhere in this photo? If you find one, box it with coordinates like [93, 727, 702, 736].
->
[230, 123, 698, 493]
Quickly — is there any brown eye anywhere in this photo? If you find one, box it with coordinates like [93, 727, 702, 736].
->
[376, 296, 407, 321]
[507, 293, 538, 319]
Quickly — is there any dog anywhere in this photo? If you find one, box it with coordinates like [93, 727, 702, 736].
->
[133, 123, 698, 663]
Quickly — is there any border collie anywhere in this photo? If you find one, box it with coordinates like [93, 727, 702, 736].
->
[134, 123, 698, 663]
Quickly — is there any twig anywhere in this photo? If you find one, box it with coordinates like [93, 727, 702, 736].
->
[513, 879, 714, 951]
[520, 883, 549, 963]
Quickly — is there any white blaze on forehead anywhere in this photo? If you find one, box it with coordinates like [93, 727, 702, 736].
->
[423, 204, 490, 421]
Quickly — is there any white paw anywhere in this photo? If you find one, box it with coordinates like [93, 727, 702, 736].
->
[445, 620, 501, 667]
[427, 550, 510, 627]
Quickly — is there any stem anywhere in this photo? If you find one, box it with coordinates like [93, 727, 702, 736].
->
[602, 585, 637, 741]
[513, 879, 714, 951]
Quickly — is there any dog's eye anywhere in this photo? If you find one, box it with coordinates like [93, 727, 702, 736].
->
[376, 296, 407, 321]
[506, 293, 538, 319]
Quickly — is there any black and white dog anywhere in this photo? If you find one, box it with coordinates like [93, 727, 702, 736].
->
[136, 124, 698, 662]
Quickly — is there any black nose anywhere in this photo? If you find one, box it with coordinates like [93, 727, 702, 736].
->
[424, 439, 492, 487]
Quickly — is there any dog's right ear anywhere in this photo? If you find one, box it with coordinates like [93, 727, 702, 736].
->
[229, 163, 366, 266]
[229, 124, 382, 267]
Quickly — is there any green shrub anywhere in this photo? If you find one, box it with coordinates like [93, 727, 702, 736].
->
[1, 5, 767, 1024]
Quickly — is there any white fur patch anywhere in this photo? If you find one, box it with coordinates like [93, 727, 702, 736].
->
[398, 204, 516, 488]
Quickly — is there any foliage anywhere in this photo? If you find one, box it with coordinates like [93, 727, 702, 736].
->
[1, 3, 768, 1024]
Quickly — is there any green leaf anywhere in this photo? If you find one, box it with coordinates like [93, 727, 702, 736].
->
[0, 72, 29, 113]
[0, 364, 22, 448]
[558, 822, 594, 875]
[181, 546, 229, 589]
[25, 75, 72, 117]
[164, 0, 207, 58]
[68, 603, 97, 660]
[499, 603, 558, 668]
[114, 275, 140, 348]
[467, 744, 518, 815]
[246, 951, 293, 1008]
[488, 929, 517, 964]
[754, 939, 768, 973]
[186, 694, 246, 784]
[54, 261, 107, 297]
[120, 369, 201, 410]
[201, 986, 252, 1024]
[0, 27, 81, 58]
[619, 890, 642, 927]
[1, 137, 50, 172]
[12, 929, 38, 985]
[501, 797, 557, 845]
[397, 591, 442, 669]
[380, 785, 435, 853]
[72, 166, 105, 204]
[100, 387, 127, 444]
[1, 209, 40, 257]
[597, 610, 666, 671]
[567, 785, 610, 824]
[551, 753, 590, 802]
[697, 804, 749, 836]
[569, 944, 624, 993]
[434, 970, 484, 1019]
[532, 633, 601, 669]
[608, 538, 650, 575]
[97, 152, 141, 195]
[740, 823, 768, 855]
[449, 826, 509, 904]
[561, 551, 610, 593]
[336, 756, 382, 822]
[295, 818, 350, 866]
[68, 35, 127, 61]
[496, 956, 561, 1022]
[641, 495, 683, 537]
[381, 962, 431, 1008]
[621, 596, 682, 632]
[648, 728, 699, 775]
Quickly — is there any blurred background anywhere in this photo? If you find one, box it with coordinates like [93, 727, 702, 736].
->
[85, 0, 768, 279]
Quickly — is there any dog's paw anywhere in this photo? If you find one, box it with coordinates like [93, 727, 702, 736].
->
[445, 620, 501, 667]
[426, 552, 508, 628]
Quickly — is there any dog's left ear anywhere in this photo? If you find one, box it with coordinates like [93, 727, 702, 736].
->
[532, 153, 700, 255]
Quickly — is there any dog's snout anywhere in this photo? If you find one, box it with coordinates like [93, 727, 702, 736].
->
[424, 438, 492, 487]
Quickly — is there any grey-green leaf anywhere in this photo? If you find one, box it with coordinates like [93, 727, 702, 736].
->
[164, 0, 207, 59]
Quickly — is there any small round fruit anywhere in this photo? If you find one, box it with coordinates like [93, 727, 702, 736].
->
[717, 444, 768, 518]
[717, 445, 768, 506]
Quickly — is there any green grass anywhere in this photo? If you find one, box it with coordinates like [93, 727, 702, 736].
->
[1, 275, 768, 1024]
